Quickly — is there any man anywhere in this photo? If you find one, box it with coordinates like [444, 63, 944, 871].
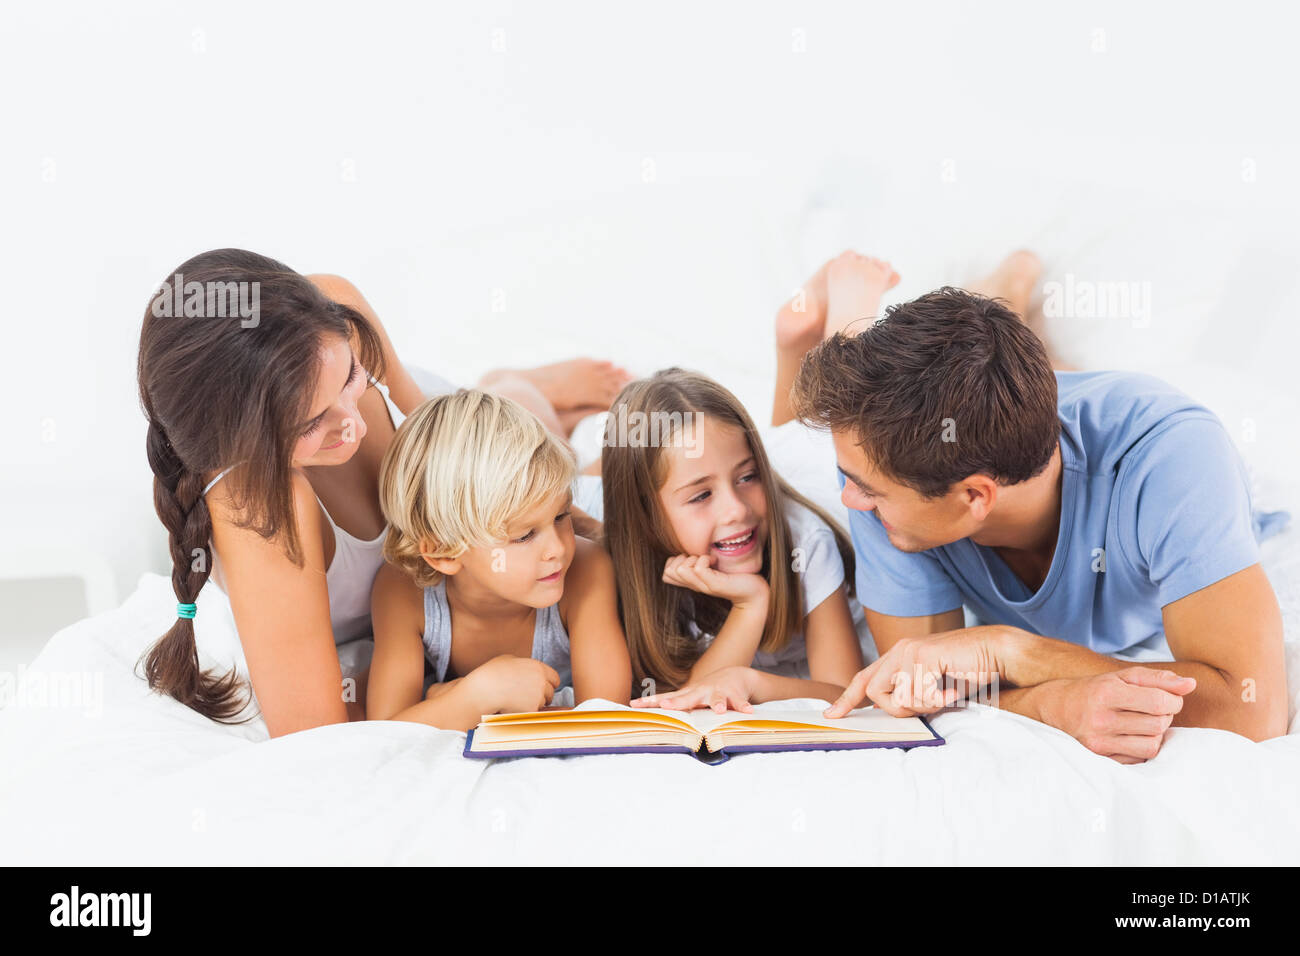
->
[787, 260, 1288, 763]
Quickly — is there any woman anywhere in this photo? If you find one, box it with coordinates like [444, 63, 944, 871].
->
[137, 248, 629, 737]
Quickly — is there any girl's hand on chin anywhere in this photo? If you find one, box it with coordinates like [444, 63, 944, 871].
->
[661, 554, 768, 609]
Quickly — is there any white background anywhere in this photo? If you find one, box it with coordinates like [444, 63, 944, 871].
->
[3, 0, 1298, 667]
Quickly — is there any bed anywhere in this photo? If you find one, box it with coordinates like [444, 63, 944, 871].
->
[4, 174, 1298, 865]
[2, 416, 1297, 866]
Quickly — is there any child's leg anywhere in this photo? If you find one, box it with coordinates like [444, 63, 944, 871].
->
[771, 251, 899, 426]
[475, 372, 570, 437]
[479, 358, 632, 415]
[476, 359, 631, 440]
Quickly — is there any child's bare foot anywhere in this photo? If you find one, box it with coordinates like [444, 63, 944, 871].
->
[824, 251, 900, 339]
[775, 259, 831, 353]
[966, 249, 1042, 320]
[489, 359, 633, 412]
[556, 404, 607, 437]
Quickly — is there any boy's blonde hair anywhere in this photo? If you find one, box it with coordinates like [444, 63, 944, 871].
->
[380, 389, 577, 588]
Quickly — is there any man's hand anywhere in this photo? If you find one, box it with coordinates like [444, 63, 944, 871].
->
[824, 626, 1008, 718]
[1039, 668, 1196, 764]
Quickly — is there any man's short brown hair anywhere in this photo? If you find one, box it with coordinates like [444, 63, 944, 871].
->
[791, 287, 1059, 498]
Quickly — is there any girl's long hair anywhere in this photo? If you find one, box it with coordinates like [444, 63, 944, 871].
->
[136, 248, 385, 721]
[601, 368, 854, 691]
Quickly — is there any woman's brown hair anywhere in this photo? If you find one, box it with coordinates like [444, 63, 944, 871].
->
[601, 368, 854, 691]
[136, 248, 385, 720]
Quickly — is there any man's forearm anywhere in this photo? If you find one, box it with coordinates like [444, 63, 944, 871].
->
[991, 682, 1058, 723]
[993, 628, 1262, 737]
[996, 628, 1128, 685]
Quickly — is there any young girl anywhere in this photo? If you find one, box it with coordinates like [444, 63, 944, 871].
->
[602, 368, 866, 714]
[367, 390, 632, 730]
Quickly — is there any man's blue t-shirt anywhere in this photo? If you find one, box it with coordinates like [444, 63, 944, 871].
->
[846, 370, 1288, 658]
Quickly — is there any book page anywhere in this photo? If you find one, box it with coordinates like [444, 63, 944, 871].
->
[712, 707, 930, 735]
[481, 699, 697, 732]
[478, 699, 930, 739]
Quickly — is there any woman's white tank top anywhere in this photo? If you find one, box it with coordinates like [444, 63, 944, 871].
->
[203, 375, 407, 646]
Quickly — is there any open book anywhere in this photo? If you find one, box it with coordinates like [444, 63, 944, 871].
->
[463, 699, 944, 764]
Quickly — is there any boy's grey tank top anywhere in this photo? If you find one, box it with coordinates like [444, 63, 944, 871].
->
[422, 579, 573, 688]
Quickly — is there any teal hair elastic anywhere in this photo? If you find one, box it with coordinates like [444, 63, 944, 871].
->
[176, 602, 197, 620]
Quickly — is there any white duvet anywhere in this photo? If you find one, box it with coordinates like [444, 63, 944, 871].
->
[3, 529, 1298, 865]
[5, 177, 1300, 865]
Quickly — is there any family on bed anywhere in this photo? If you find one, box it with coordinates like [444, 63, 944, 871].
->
[135, 246, 1289, 765]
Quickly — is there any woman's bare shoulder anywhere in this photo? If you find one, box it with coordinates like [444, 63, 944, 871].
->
[207, 469, 327, 568]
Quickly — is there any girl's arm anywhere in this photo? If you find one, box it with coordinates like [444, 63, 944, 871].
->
[633, 665, 845, 712]
[748, 670, 846, 705]
[660, 555, 770, 684]
[306, 273, 427, 415]
[210, 471, 351, 737]
[563, 538, 633, 705]
[685, 599, 769, 684]
[802, 585, 865, 687]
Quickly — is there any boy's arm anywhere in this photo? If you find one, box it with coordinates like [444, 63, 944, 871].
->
[563, 539, 634, 705]
[367, 563, 488, 730]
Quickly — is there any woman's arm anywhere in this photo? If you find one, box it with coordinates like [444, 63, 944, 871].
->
[563, 538, 633, 705]
[209, 471, 350, 737]
[306, 273, 427, 415]
[802, 585, 865, 687]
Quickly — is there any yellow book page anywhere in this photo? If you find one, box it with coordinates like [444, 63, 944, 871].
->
[710, 708, 931, 736]
[474, 720, 695, 743]
[479, 709, 696, 732]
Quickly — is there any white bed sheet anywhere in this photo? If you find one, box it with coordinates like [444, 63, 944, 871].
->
[5, 173, 1299, 865]
[2, 526, 1298, 865]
